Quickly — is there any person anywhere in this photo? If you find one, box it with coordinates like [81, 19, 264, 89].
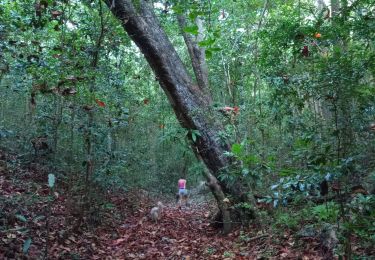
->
[177, 178, 188, 208]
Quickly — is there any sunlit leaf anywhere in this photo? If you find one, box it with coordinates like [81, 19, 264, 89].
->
[16, 214, 27, 222]
[231, 143, 242, 156]
[22, 238, 32, 254]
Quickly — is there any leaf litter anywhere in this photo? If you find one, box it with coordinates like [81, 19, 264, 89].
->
[0, 150, 331, 259]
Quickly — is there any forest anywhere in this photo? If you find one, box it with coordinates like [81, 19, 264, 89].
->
[0, 0, 374, 259]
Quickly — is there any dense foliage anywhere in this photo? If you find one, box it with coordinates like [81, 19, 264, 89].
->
[1, 0, 374, 258]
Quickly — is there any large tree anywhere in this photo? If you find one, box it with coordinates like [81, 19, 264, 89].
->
[102, 0, 255, 233]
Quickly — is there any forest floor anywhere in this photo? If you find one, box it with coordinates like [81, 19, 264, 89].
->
[1, 150, 331, 259]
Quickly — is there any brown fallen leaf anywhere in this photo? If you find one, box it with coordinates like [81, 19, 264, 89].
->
[112, 238, 126, 246]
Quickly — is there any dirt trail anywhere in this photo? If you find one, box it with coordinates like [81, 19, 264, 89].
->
[107, 202, 252, 259]
[0, 151, 324, 259]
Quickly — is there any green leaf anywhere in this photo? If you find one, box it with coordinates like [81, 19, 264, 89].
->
[198, 38, 215, 47]
[188, 11, 198, 20]
[213, 30, 221, 38]
[279, 168, 295, 177]
[22, 238, 32, 254]
[16, 214, 27, 222]
[172, 6, 184, 14]
[208, 47, 222, 52]
[205, 49, 212, 59]
[183, 25, 198, 36]
[190, 130, 200, 143]
[244, 154, 260, 164]
[48, 174, 55, 188]
[104, 203, 115, 209]
[355, 85, 374, 96]
[231, 143, 242, 156]
[192, 129, 201, 136]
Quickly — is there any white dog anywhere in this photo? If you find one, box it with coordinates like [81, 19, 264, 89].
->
[150, 201, 163, 223]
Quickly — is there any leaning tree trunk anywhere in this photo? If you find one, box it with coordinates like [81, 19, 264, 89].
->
[102, 0, 254, 234]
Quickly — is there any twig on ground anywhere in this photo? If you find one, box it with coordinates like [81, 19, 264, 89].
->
[247, 234, 269, 242]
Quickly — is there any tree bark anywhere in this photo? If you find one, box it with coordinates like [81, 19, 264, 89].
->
[176, 15, 210, 96]
[102, 0, 255, 233]
[202, 167, 232, 234]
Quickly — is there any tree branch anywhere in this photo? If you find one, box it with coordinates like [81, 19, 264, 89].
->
[177, 14, 211, 97]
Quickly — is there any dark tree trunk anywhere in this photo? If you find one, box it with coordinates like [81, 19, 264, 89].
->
[103, 0, 254, 233]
